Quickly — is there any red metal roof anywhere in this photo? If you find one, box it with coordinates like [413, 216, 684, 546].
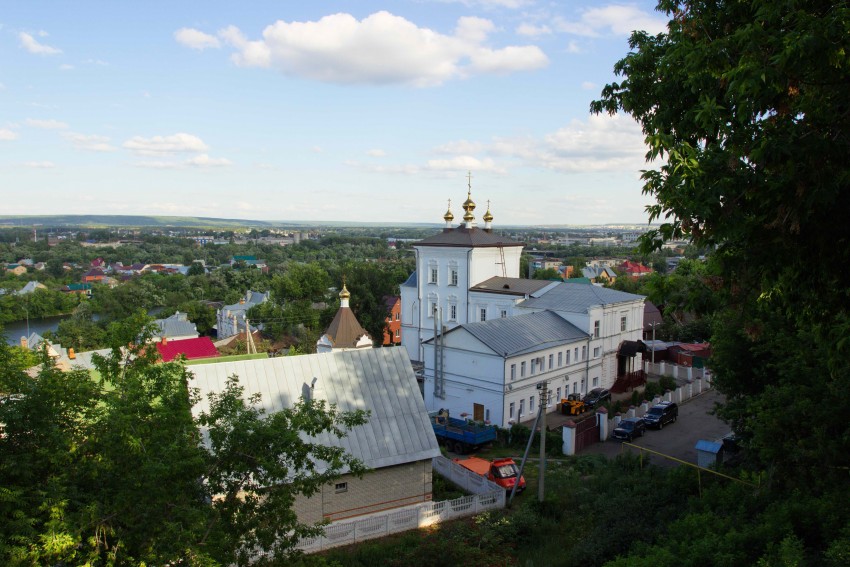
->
[156, 337, 219, 362]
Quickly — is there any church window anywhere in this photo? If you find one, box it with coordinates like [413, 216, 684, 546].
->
[449, 304, 457, 321]
[450, 269, 458, 286]
[430, 268, 438, 284]
[480, 308, 486, 321]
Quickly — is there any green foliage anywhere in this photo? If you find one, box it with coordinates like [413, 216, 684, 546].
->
[0, 314, 369, 565]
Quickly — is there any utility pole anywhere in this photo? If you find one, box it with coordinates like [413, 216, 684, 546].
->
[538, 381, 548, 502]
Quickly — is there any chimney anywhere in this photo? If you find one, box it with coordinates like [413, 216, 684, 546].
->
[162, 336, 168, 346]
[68, 347, 76, 359]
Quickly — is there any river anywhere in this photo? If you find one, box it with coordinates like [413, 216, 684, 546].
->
[2, 308, 161, 346]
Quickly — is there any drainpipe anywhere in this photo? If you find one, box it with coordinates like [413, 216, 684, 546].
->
[465, 248, 473, 324]
[585, 335, 591, 397]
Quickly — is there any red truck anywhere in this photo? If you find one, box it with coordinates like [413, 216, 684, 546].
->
[453, 456, 526, 493]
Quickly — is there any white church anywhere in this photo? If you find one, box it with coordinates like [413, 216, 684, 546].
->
[400, 183, 647, 427]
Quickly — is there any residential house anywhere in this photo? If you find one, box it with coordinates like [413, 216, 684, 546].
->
[382, 295, 402, 346]
[15, 281, 47, 295]
[188, 347, 441, 523]
[152, 311, 200, 342]
[619, 260, 653, 278]
[216, 290, 270, 339]
[5, 264, 27, 276]
[581, 265, 617, 284]
[82, 268, 106, 283]
[61, 283, 93, 297]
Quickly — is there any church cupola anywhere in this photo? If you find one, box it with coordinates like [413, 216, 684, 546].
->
[483, 200, 493, 231]
[443, 199, 454, 229]
[462, 172, 476, 228]
[339, 283, 351, 308]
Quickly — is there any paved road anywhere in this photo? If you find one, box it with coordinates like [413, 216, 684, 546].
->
[581, 389, 730, 467]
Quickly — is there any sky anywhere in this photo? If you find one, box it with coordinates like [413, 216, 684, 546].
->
[0, 1, 670, 226]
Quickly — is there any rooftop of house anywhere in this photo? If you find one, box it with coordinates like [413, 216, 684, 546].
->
[519, 281, 645, 313]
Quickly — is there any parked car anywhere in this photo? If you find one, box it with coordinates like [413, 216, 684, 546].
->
[644, 401, 678, 429]
[612, 417, 646, 441]
[583, 388, 611, 408]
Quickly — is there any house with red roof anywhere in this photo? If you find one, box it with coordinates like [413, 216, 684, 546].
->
[619, 260, 654, 279]
[155, 336, 219, 362]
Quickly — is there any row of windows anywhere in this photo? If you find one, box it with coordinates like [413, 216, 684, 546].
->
[509, 377, 600, 420]
[509, 346, 587, 380]
[428, 264, 459, 286]
[593, 315, 629, 337]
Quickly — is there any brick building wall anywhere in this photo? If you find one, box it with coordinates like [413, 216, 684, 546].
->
[292, 459, 433, 523]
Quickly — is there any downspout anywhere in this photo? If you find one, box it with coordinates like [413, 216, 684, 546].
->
[585, 335, 591, 397]
[465, 248, 473, 323]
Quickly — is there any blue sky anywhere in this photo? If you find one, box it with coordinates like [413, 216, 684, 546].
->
[1, 1, 669, 226]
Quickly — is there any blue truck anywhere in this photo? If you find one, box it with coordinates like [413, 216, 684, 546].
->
[430, 409, 498, 454]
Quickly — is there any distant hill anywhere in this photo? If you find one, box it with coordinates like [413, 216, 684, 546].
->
[0, 215, 441, 230]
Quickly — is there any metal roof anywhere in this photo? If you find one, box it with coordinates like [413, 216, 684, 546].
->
[188, 348, 440, 471]
[401, 270, 417, 288]
[153, 312, 199, 339]
[470, 276, 558, 297]
[441, 310, 588, 357]
[519, 282, 644, 313]
[414, 227, 524, 248]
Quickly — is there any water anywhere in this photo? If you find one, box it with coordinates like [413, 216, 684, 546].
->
[2, 314, 71, 345]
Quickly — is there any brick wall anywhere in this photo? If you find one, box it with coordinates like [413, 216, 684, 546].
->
[292, 459, 433, 524]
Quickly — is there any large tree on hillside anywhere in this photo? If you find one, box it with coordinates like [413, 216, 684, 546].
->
[592, 0, 850, 489]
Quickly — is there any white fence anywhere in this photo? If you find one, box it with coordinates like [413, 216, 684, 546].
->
[644, 361, 711, 382]
[294, 456, 505, 554]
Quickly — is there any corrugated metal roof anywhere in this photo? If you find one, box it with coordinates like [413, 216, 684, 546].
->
[153, 312, 199, 339]
[519, 282, 644, 312]
[443, 310, 588, 357]
[156, 337, 219, 362]
[414, 227, 524, 248]
[188, 348, 440, 471]
[401, 270, 417, 287]
[470, 276, 558, 297]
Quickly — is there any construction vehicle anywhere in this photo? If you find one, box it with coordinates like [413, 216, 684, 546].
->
[453, 456, 526, 493]
[430, 409, 498, 454]
[559, 393, 588, 416]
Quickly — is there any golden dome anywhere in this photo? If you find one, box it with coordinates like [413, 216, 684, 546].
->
[462, 190, 476, 214]
[463, 209, 474, 222]
[339, 283, 350, 300]
[443, 199, 454, 222]
[483, 201, 493, 223]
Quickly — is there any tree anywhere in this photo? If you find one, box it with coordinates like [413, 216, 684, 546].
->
[531, 267, 562, 280]
[592, 0, 850, 486]
[0, 313, 368, 565]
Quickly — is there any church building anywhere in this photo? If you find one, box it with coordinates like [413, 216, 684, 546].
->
[317, 283, 373, 353]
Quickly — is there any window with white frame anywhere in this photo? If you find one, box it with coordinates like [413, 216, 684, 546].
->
[529, 396, 535, 413]
[574, 347, 578, 361]
[521, 361, 526, 377]
[620, 315, 627, 332]
[510, 364, 516, 381]
[531, 359, 537, 375]
[566, 350, 571, 365]
[480, 307, 487, 321]
[582, 346, 587, 360]
[556, 386, 562, 401]
[558, 352, 563, 367]
[428, 293, 438, 318]
[395, 329, 400, 338]
[548, 354, 553, 369]
[501, 309, 507, 318]
[450, 269, 458, 286]
[335, 482, 348, 493]
[593, 346, 601, 358]
[573, 382, 578, 394]
[593, 377, 599, 387]
[519, 399, 525, 418]
[593, 320, 600, 338]
[509, 402, 515, 419]
[429, 263, 439, 284]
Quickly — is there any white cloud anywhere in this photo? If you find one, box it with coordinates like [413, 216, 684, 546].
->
[26, 118, 69, 130]
[565, 40, 582, 53]
[0, 129, 18, 140]
[84, 59, 109, 66]
[555, 5, 667, 37]
[59, 64, 74, 70]
[174, 27, 221, 50]
[63, 132, 115, 152]
[134, 160, 180, 169]
[123, 133, 209, 156]
[516, 23, 552, 37]
[311, 146, 323, 153]
[426, 155, 505, 173]
[19, 32, 62, 55]
[214, 11, 548, 86]
[367, 149, 386, 157]
[434, 140, 485, 155]
[440, 0, 532, 7]
[186, 154, 232, 167]
[23, 161, 56, 168]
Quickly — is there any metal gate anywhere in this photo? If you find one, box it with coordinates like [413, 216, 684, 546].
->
[574, 414, 601, 453]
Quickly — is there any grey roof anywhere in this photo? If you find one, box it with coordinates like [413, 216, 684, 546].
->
[153, 311, 199, 339]
[188, 348, 440, 471]
[582, 266, 617, 279]
[440, 310, 588, 357]
[415, 227, 523, 248]
[470, 277, 558, 297]
[16, 281, 46, 295]
[519, 282, 644, 313]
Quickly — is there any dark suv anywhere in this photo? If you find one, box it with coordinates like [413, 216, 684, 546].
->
[583, 388, 611, 408]
[612, 417, 646, 441]
[644, 401, 678, 429]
